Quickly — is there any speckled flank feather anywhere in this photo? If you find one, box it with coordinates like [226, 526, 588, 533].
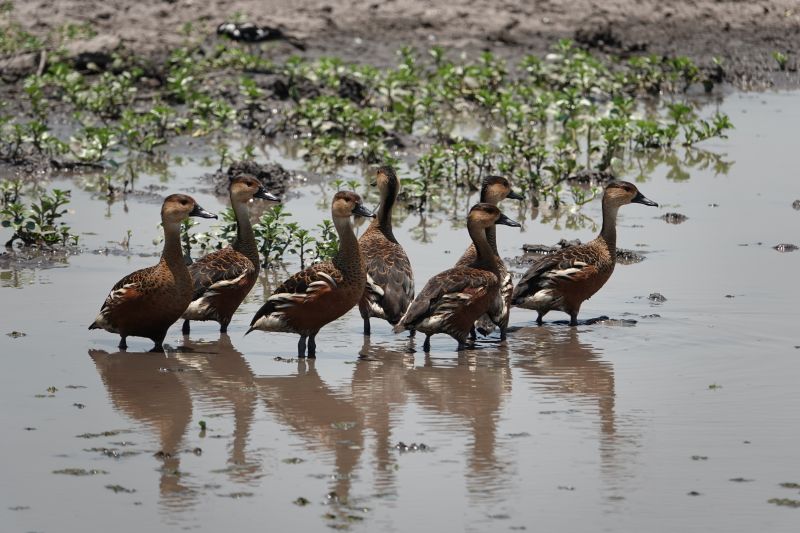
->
[358, 165, 414, 330]
[396, 267, 499, 343]
[89, 194, 216, 350]
[182, 249, 256, 325]
[511, 180, 657, 325]
[248, 191, 373, 357]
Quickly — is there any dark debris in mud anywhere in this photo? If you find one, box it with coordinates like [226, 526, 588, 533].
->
[660, 212, 689, 224]
[6, 331, 26, 338]
[730, 478, 754, 483]
[773, 243, 798, 253]
[513, 239, 646, 268]
[211, 160, 294, 197]
[283, 457, 305, 464]
[394, 441, 430, 453]
[691, 455, 709, 461]
[218, 491, 255, 499]
[687, 491, 702, 496]
[792, 200, 800, 210]
[106, 484, 136, 493]
[647, 292, 667, 303]
[53, 468, 108, 476]
[768, 498, 800, 508]
[293, 496, 311, 506]
[85, 447, 140, 459]
[75, 429, 132, 439]
[274, 356, 299, 363]
[779, 482, 800, 489]
[0, 247, 77, 270]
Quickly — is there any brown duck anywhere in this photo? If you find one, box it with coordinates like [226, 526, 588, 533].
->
[395, 203, 521, 351]
[511, 180, 658, 326]
[359, 165, 415, 335]
[181, 175, 279, 335]
[89, 194, 217, 351]
[247, 191, 375, 357]
[454, 176, 523, 340]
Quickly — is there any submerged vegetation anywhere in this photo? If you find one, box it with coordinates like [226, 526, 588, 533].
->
[1, 13, 733, 259]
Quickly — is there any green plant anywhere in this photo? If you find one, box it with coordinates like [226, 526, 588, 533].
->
[1, 188, 78, 247]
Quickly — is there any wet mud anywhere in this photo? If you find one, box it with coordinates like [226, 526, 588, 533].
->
[1, 91, 799, 532]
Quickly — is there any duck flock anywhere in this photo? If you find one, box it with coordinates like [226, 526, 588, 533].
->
[89, 166, 658, 356]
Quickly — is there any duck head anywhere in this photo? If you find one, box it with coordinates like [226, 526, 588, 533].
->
[229, 175, 280, 203]
[161, 194, 217, 224]
[372, 165, 400, 198]
[468, 203, 521, 230]
[332, 191, 375, 219]
[481, 175, 524, 204]
[603, 181, 658, 208]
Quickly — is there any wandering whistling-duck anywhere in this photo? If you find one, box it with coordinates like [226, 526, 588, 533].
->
[359, 166, 415, 335]
[454, 176, 523, 340]
[181, 175, 279, 335]
[395, 204, 521, 351]
[247, 191, 375, 358]
[511, 180, 658, 326]
[89, 194, 217, 351]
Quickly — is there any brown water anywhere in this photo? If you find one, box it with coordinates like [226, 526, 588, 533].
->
[2, 91, 799, 532]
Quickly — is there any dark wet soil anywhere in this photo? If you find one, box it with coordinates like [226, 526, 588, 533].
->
[3, 1, 800, 88]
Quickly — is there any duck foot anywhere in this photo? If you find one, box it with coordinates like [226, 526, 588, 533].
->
[150, 343, 164, 353]
[584, 315, 610, 325]
[118, 337, 128, 350]
[422, 335, 431, 352]
[182, 320, 190, 335]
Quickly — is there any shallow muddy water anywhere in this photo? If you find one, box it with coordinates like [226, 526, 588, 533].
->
[2, 91, 800, 532]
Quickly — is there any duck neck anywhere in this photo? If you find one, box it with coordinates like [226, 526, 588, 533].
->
[231, 199, 259, 271]
[333, 215, 362, 275]
[468, 222, 496, 271]
[376, 182, 398, 242]
[481, 192, 499, 255]
[162, 221, 188, 276]
[599, 199, 619, 251]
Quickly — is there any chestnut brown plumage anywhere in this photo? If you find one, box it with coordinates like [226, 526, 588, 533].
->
[454, 176, 523, 340]
[181, 175, 279, 334]
[89, 194, 217, 351]
[247, 191, 375, 358]
[359, 166, 415, 334]
[511, 180, 658, 326]
[395, 203, 521, 351]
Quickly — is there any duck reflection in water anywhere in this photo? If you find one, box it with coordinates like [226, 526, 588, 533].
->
[175, 334, 261, 483]
[255, 358, 364, 504]
[512, 327, 640, 488]
[89, 348, 196, 510]
[89, 335, 262, 508]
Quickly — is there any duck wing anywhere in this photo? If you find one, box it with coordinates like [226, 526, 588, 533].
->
[188, 248, 255, 300]
[398, 267, 493, 330]
[511, 247, 598, 303]
[364, 242, 415, 323]
[249, 262, 341, 325]
[90, 266, 156, 329]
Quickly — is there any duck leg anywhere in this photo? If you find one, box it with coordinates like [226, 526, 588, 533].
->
[569, 312, 579, 327]
[469, 327, 477, 341]
[118, 336, 128, 350]
[219, 317, 231, 334]
[182, 320, 190, 335]
[363, 317, 371, 336]
[297, 335, 307, 358]
[307, 335, 317, 359]
[423, 335, 431, 352]
[536, 312, 544, 325]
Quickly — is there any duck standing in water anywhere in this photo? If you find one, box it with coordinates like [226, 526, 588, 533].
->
[395, 204, 521, 351]
[89, 194, 217, 351]
[454, 176, 523, 340]
[511, 180, 658, 326]
[248, 191, 375, 358]
[358, 166, 415, 335]
[181, 175, 279, 335]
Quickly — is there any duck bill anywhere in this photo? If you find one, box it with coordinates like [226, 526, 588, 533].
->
[254, 188, 280, 202]
[496, 213, 521, 227]
[632, 191, 658, 207]
[190, 204, 218, 219]
[506, 190, 524, 201]
[352, 203, 376, 218]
